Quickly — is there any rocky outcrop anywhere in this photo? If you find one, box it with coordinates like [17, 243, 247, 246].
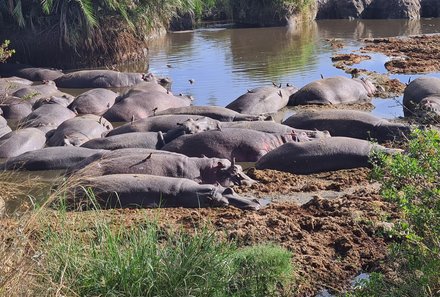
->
[316, 0, 433, 19]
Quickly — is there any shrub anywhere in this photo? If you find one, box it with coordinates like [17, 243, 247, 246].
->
[0, 40, 14, 63]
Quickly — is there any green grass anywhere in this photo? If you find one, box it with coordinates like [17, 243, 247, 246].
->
[348, 129, 440, 296]
[0, 40, 14, 63]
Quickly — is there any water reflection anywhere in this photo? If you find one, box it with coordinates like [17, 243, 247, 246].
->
[143, 19, 440, 115]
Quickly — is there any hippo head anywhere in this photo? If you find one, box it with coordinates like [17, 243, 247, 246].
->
[420, 96, 440, 114]
[357, 77, 377, 96]
[221, 187, 270, 210]
[212, 158, 257, 187]
[178, 117, 221, 134]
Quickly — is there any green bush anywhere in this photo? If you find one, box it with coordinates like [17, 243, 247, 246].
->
[349, 129, 440, 296]
[41, 216, 296, 296]
[0, 40, 14, 63]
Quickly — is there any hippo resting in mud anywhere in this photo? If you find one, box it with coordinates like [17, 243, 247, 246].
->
[68, 89, 118, 116]
[226, 85, 297, 114]
[54, 70, 145, 88]
[288, 76, 376, 106]
[0, 97, 33, 121]
[162, 128, 305, 162]
[68, 148, 255, 187]
[154, 106, 272, 122]
[282, 109, 411, 143]
[47, 115, 113, 147]
[0, 64, 64, 81]
[0, 128, 46, 158]
[81, 132, 165, 150]
[0, 147, 107, 171]
[403, 77, 440, 117]
[255, 137, 401, 174]
[71, 174, 268, 210]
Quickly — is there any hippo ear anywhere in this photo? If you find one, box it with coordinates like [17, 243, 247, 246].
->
[177, 123, 183, 126]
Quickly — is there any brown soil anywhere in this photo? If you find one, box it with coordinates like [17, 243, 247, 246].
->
[0, 167, 400, 296]
[361, 35, 440, 74]
[332, 53, 371, 67]
[290, 102, 375, 112]
[327, 39, 345, 49]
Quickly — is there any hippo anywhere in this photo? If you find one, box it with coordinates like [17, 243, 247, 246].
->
[117, 81, 169, 99]
[0, 77, 33, 95]
[403, 77, 440, 117]
[32, 95, 75, 109]
[19, 104, 76, 129]
[70, 174, 267, 210]
[0, 115, 12, 138]
[255, 137, 401, 174]
[103, 90, 192, 122]
[282, 109, 411, 143]
[0, 147, 107, 171]
[226, 85, 298, 114]
[54, 70, 145, 88]
[68, 89, 118, 116]
[106, 115, 218, 137]
[68, 148, 255, 187]
[154, 106, 272, 122]
[81, 132, 165, 150]
[0, 128, 46, 158]
[161, 128, 303, 162]
[0, 64, 64, 81]
[47, 114, 113, 147]
[0, 96, 33, 121]
[11, 81, 72, 104]
[288, 76, 376, 106]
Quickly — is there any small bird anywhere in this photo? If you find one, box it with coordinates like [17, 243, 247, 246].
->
[152, 107, 158, 116]
[166, 64, 173, 68]
[131, 115, 135, 124]
[189, 79, 195, 85]
[142, 153, 152, 162]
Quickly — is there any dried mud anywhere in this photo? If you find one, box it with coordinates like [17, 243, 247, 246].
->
[362, 35, 440, 74]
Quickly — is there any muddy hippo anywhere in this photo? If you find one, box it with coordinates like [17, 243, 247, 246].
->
[255, 137, 401, 174]
[19, 104, 76, 129]
[54, 70, 144, 88]
[117, 81, 169, 99]
[0, 77, 33, 95]
[282, 109, 411, 143]
[81, 132, 165, 150]
[71, 174, 267, 210]
[103, 90, 192, 122]
[162, 128, 302, 162]
[288, 76, 376, 106]
[11, 81, 72, 104]
[403, 77, 440, 117]
[0, 96, 33, 121]
[32, 95, 75, 109]
[0, 147, 107, 171]
[0, 128, 46, 158]
[0, 115, 11, 138]
[69, 148, 255, 187]
[106, 115, 217, 137]
[226, 85, 297, 114]
[155, 106, 272, 122]
[47, 114, 113, 147]
[68, 89, 117, 116]
[0, 64, 64, 81]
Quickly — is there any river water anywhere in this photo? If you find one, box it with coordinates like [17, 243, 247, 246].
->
[135, 19, 440, 119]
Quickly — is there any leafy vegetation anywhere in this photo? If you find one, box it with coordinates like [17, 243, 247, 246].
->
[0, 40, 14, 63]
[349, 129, 440, 296]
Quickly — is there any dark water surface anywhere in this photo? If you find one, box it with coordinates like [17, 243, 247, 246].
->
[137, 19, 440, 119]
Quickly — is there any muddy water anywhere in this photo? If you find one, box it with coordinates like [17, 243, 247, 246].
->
[133, 19, 440, 119]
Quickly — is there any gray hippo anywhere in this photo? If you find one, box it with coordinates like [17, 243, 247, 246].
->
[54, 70, 144, 88]
[226, 85, 297, 114]
[403, 77, 440, 117]
[81, 132, 165, 150]
[32, 95, 75, 109]
[118, 81, 169, 98]
[70, 174, 267, 210]
[11, 81, 73, 104]
[282, 109, 411, 143]
[0, 115, 12, 138]
[0, 96, 33, 121]
[288, 76, 376, 106]
[255, 137, 401, 174]
[19, 104, 76, 129]
[161, 128, 303, 162]
[69, 148, 255, 187]
[154, 106, 272, 122]
[0, 64, 64, 81]
[106, 114, 217, 137]
[0, 77, 33, 95]
[0, 147, 107, 171]
[68, 89, 118, 116]
[0, 128, 46, 158]
[47, 114, 113, 147]
[103, 90, 192, 122]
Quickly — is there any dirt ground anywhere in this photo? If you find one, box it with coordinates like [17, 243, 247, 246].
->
[0, 167, 400, 296]
[361, 35, 440, 74]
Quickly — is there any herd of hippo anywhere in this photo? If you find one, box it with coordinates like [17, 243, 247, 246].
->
[0, 63, 437, 211]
